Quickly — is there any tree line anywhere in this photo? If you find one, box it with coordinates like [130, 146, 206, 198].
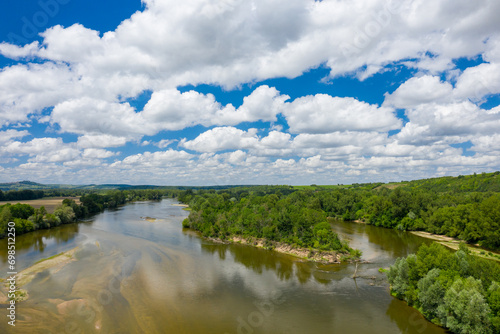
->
[0, 189, 45, 201]
[180, 187, 359, 256]
[0, 189, 175, 238]
[315, 186, 500, 250]
[388, 242, 500, 333]
[179, 172, 500, 252]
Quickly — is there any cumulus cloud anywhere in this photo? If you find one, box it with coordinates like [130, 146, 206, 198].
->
[282, 95, 401, 134]
[112, 149, 193, 167]
[0, 63, 78, 126]
[180, 127, 259, 152]
[2, 0, 498, 91]
[384, 75, 454, 109]
[51, 97, 152, 138]
[0, 130, 30, 143]
[1, 0, 500, 184]
[394, 101, 500, 147]
[0, 42, 40, 59]
[77, 134, 129, 149]
[142, 85, 288, 131]
[0, 137, 80, 163]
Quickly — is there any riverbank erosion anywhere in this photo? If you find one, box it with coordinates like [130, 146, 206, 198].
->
[205, 235, 359, 264]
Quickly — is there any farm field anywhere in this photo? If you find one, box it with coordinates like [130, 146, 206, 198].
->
[0, 197, 80, 213]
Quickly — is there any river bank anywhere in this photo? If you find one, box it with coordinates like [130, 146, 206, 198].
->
[205, 235, 359, 264]
[410, 231, 500, 262]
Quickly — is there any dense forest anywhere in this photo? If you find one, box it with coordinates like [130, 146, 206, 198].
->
[388, 242, 500, 333]
[0, 189, 174, 238]
[180, 171, 500, 251]
[2, 171, 500, 251]
[0, 189, 45, 201]
[180, 186, 357, 256]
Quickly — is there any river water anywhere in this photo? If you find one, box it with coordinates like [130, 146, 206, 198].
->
[0, 199, 446, 334]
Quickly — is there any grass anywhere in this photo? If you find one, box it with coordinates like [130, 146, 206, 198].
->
[439, 241, 500, 262]
[34, 252, 65, 265]
[9, 289, 28, 302]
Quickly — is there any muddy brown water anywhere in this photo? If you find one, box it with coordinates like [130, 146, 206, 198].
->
[0, 199, 446, 333]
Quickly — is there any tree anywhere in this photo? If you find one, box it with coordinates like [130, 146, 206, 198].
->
[0, 206, 13, 237]
[438, 276, 492, 334]
[9, 203, 35, 220]
[54, 205, 76, 224]
[417, 268, 446, 321]
[488, 282, 500, 333]
[387, 255, 414, 299]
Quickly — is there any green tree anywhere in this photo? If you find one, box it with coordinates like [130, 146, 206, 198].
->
[387, 255, 414, 299]
[54, 205, 76, 224]
[438, 276, 492, 334]
[488, 282, 500, 333]
[417, 268, 446, 321]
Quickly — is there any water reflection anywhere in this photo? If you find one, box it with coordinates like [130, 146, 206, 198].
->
[0, 200, 447, 334]
[386, 298, 444, 334]
[0, 223, 80, 263]
[329, 219, 432, 264]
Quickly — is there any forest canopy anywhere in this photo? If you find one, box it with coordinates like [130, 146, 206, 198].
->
[180, 171, 500, 251]
[387, 243, 500, 333]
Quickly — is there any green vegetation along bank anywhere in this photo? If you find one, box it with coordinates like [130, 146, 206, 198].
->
[0, 189, 172, 239]
[180, 188, 361, 260]
[179, 171, 500, 255]
[388, 242, 500, 334]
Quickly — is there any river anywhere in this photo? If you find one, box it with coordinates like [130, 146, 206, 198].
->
[0, 199, 446, 333]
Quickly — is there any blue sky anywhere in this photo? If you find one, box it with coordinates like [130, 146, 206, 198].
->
[0, 0, 499, 185]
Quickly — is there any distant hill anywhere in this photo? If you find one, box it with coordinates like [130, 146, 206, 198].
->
[0, 181, 167, 191]
[399, 171, 500, 193]
[0, 181, 66, 191]
[0, 181, 253, 191]
[2, 171, 499, 192]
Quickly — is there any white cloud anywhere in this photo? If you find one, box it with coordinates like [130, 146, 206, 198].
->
[282, 95, 401, 134]
[77, 134, 129, 149]
[384, 75, 454, 109]
[0, 62, 78, 126]
[1, 0, 500, 185]
[293, 132, 387, 149]
[82, 149, 118, 159]
[0, 137, 80, 163]
[472, 134, 500, 154]
[215, 86, 288, 124]
[141, 85, 288, 131]
[114, 149, 193, 167]
[0, 130, 30, 143]
[454, 62, 500, 102]
[2, 0, 498, 91]
[51, 97, 152, 138]
[155, 139, 176, 149]
[0, 42, 40, 59]
[180, 127, 259, 152]
[141, 89, 222, 131]
[396, 102, 500, 146]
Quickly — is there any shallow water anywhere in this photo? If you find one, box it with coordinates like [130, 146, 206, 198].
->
[0, 199, 445, 333]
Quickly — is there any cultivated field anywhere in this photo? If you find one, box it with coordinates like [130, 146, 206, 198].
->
[0, 197, 80, 213]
